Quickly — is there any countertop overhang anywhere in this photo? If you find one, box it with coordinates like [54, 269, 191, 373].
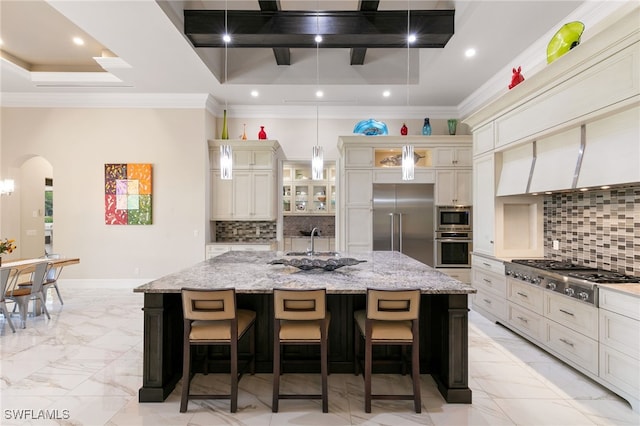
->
[134, 250, 476, 295]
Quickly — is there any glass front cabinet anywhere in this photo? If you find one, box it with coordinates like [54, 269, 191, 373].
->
[283, 162, 336, 215]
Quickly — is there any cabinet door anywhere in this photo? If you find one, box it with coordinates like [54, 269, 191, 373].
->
[344, 147, 373, 168]
[232, 172, 253, 219]
[473, 154, 495, 255]
[456, 169, 472, 205]
[434, 147, 472, 167]
[435, 170, 455, 205]
[211, 171, 233, 219]
[345, 170, 372, 205]
[252, 171, 274, 219]
[346, 206, 372, 252]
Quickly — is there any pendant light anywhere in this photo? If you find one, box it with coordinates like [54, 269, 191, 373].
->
[311, 10, 324, 180]
[220, 0, 232, 180]
[402, 6, 415, 181]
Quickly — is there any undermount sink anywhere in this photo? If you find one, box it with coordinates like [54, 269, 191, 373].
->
[286, 251, 340, 257]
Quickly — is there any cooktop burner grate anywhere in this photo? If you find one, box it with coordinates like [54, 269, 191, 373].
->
[567, 271, 640, 284]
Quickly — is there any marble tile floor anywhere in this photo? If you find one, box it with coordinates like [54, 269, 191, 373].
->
[1, 281, 639, 426]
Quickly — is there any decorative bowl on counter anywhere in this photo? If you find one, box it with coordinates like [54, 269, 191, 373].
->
[269, 257, 366, 271]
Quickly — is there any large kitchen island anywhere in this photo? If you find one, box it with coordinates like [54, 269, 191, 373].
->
[134, 251, 476, 404]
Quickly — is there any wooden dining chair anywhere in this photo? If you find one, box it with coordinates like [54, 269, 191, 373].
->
[354, 288, 422, 413]
[272, 288, 330, 413]
[180, 288, 256, 413]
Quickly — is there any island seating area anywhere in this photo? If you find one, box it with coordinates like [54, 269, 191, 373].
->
[134, 251, 476, 405]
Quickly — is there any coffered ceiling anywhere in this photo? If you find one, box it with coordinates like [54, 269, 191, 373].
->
[0, 1, 603, 114]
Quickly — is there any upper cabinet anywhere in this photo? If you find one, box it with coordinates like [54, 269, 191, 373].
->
[282, 162, 336, 215]
[433, 147, 472, 167]
[465, 4, 640, 195]
[209, 140, 284, 221]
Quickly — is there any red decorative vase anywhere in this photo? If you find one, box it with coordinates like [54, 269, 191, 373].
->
[258, 126, 267, 140]
[401, 123, 408, 136]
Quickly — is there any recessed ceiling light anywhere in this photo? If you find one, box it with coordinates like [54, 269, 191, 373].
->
[600, 185, 610, 189]
[73, 37, 85, 46]
[382, 90, 391, 97]
[580, 188, 588, 192]
[222, 34, 231, 43]
[465, 48, 476, 58]
[316, 90, 324, 98]
[407, 34, 417, 43]
[315, 34, 323, 43]
[251, 90, 259, 97]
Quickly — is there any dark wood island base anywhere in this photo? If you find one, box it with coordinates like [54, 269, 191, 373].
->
[138, 291, 472, 404]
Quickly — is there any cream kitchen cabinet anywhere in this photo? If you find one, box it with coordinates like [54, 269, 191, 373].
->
[471, 254, 506, 322]
[472, 154, 495, 256]
[434, 147, 472, 167]
[598, 287, 640, 411]
[435, 169, 472, 206]
[205, 243, 272, 260]
[209, 140, 283, 221]
[282, 163, 336, 215]
[211, 170, 276, 220]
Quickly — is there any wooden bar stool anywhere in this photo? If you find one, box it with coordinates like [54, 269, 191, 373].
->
[272, 288, 330, 413]
[354, 288, 421, 413]
[180, 288, 256, 413]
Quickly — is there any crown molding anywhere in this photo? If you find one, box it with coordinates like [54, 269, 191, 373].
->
[0, 93, 210, 108]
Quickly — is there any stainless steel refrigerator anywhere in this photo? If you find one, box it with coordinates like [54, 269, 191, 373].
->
[372, 184, 434, 266]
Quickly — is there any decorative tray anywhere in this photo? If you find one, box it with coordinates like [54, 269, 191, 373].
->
[269, 257, 366, 271]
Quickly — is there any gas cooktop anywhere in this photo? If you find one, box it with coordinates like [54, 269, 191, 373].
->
[567, 270, 640, 284]
[510, 259, 595, 271]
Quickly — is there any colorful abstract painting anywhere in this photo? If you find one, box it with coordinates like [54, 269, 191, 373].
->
[104, 163, 152, 225]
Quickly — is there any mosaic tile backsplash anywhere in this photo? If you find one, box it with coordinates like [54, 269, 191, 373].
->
[544, 186, 640, 276]
[214, 221, 276, 242]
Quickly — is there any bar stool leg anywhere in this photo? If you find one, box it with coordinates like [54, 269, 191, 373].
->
[230, 339, 238, 413]
[272, 323, 281, 413]
[321, 322, 328, 413]
[180, 323, 191, 413]
[364, 332, 373, 413]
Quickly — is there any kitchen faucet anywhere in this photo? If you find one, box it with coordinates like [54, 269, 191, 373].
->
[309, 227, 319, 254]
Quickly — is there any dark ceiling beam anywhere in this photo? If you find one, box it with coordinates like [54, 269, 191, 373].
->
[184, 10, 454, 49]
[258, 0, 290, 65]
[350, 0, 380, 65]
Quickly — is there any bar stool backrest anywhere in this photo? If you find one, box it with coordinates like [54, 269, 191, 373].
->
[274, 288, 326, 321]
[367, 289, 420, 321]
[0, 268, 12, 302]
[182, 288, 236, 321]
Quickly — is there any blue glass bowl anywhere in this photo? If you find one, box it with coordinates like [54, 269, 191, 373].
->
[353, 119, 389, 136]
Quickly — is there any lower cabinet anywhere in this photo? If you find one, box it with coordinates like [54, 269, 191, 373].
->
[437, 268, 471, 284]
[598, 287, 640, 411]
[470, 254, 506, 321]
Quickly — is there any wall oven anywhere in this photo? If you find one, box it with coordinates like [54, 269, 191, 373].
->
[435, 231, 472, 268]
[436, 206, 472, 231]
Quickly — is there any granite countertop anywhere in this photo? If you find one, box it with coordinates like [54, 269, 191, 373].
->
[134, 250, 476, 295]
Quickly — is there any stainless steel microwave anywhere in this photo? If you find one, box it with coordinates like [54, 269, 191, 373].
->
[436, 206, 472, 231]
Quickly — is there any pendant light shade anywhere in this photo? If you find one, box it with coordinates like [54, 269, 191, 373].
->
[220, 144, 232, 180]
[312, 145, 324, 180]
[402, 145, 415, 181]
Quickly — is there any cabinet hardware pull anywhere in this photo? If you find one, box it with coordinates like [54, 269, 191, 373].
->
[559, 309, 575, 316]
[483, 278, 492, 284]
[559, 338, 574, 347]
[516, 292, 529, 298]
[517, 316, 528, 323]
[483, 262, 491, 267]
[483, 299, 492, 304]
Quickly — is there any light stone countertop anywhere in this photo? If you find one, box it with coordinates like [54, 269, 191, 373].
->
[598, 283, 640, 298]
[134, 250, 476, 295]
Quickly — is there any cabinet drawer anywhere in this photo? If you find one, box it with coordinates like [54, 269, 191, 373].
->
[473, 289, 506, 321]
[599, 288, 640, 321]
[472, 268, 506, 297]
[600, 309, 640, 359]
[600, 344, 640, 397]
[472, 255, 505, 274]
[438, 268, 471, 284]
[545, 320, 598, 376]
[205, 244, 231, 259]
[544, 293, 598, 339]
[507, 279, 544, 314]
[507, 302, 544, 341]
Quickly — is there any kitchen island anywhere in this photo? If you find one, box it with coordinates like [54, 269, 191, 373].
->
[134, 251, 476, 404]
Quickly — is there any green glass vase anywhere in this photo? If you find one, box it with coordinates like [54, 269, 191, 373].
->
[221, 109, 229, 140]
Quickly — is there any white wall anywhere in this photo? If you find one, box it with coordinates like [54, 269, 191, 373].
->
[1, 107, 208, 280]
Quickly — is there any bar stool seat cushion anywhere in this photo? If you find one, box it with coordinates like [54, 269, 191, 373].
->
[6, 288, 31, 297]
[189, 309, 256, 341]
[354, 310, 412, 341]
[279, 312, 331, 341]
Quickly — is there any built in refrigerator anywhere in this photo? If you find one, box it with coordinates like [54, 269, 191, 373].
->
[372, 184, 434, 266]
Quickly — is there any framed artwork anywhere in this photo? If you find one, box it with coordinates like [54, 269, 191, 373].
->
[104, 163, 152, 225]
